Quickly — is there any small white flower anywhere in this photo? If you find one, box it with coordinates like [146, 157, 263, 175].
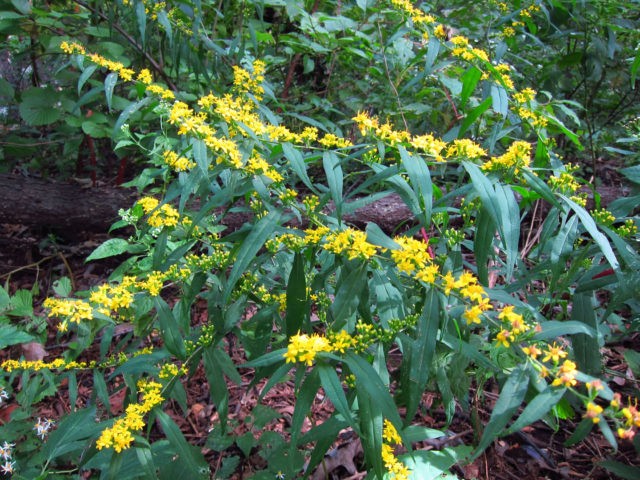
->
[34, 418, 55, 440]
[0, 460, 15, 474]
[0, 389, 8, 403]
[0, 442, 14, 461]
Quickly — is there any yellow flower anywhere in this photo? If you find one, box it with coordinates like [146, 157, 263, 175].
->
[283, 333, 332, 366]
[542, 343, 568, 363]
[551, 359, 578, 388]
[495, 329, 513, 347]
[584, 402, 603, 423]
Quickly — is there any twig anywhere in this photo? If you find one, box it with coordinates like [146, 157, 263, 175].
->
[377, 22, 408, 131]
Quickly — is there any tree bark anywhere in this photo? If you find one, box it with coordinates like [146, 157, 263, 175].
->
[0, 173, 630, 239]
[0, 174, 136, 236]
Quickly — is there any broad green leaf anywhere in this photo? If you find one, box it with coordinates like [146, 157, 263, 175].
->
[86, 238, 130, 261]
[104, 72, 118, 111]
[464, 162, 520, 280]
[571, 292, 601, 376]
[532, 320, 595, 340]
[290, 368, 321, 449]
[474, 207, 495, 285]
[242, 348, 288, 368]
[323, 151, 344, 219]
[204, 348, 230, 429]
[114, 97, 152, 135]
[399, 146, 432, 226]
[564, 418, 594, 446]
[505, 387, 566, 434]
[285, 253, 307, 337]
[397, 446, 472, 480]
[562, 195, 619, 271]
[78, 64, 98, 95]
[156, 410, 209, 478]
[283, 143, 317, 193]
[401, 289, 440, 422]
[491, 84, 508, 118]
[345, 353, 402, 428]
[154, 297, 186, 358]
[318, 364, 358, 432]
[599, 460, 640, 480]
[330, 263, 367, 329]
[41, 407, 101, 460]
[19, 86, 62, 125]
[357, 379, 385, 479]
[460, 66, 482, 108]
[459, 96, 492, 137]
[473, 365, 529, 458]
[223, 211, 281, 302]
[0, 325, 34, 349]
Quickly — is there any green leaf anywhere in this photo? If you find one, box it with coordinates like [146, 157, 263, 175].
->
[0, 325, 34, 349]
[345, 353, 402, 428]
[283, 143, 317, 193]
[491, 84, 508, 118]
[86, 238, 131, 262]
[401, 289, 440, 422]
[318, 364, 358, 432]
[532, 320, 595, 340]
[78, 64, 98, 95]
[114, 97, 152, 135]
[156, 410, 209, 478]
[41, 407, 102, 460]
[290, 368, 321, 448]
[285, 253, 307, 337]
[460, 66, 482, 108]
[329, 263, 367, 329]
[564, 418, 594, 446]
[104, 72, 118, 111]
[505, 387, 566, 434]
[398, 446, 472, 480]
[223, 211, 281, 302]
[474, 208, 496, 285]
[323, 151, 344, 219]
[242, 348, 288, 368]
[562, 195, 619, 271]
[52, 277, 72, 297]
[459, 96, 492, 137]
[464, 162, 520, 280]
[399, 146, 432, 226]
[154, 297, 186, 358]
[571, 292, 601, 376]
[19, 86, 62, 126]
[599, 460, 640, 480]
[473, 365, 529, 458]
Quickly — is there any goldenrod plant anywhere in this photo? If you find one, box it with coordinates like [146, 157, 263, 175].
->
[0, 1, 639, 479]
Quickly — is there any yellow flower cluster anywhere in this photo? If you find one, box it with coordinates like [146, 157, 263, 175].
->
[283, 333, 332, 366]
[246, 153, 283, 183]
[382, 419, 410, 480]
[323, 228, 378, 261]
[445, 139, 487, 160]
[482, 140, 531, 175]
[494, 305, 530, 348]
[60, 41, 135, 81]
[163, 150, 195, 172]
[232, 60, 266, 100]
[137, 196, 180, 228]
[442, 271, 491, 324]
[390, 236, 433, 275]
[390, 0, 435, 25]
[96, 380, 164, 453]
[42, 298, 93, 332]
[513, 88, 537, 104]
[2, 358, 91, 373]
